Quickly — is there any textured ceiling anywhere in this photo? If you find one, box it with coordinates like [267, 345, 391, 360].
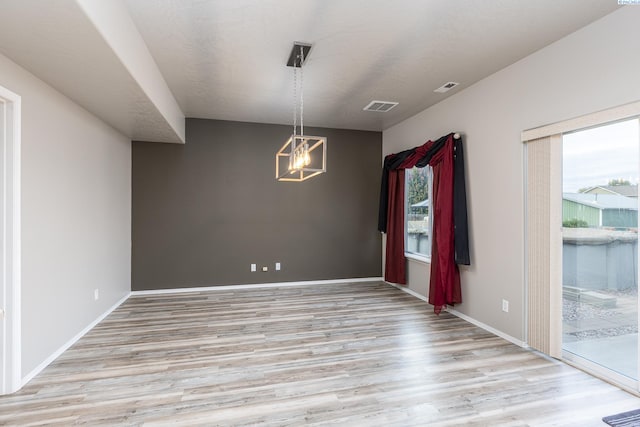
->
[0, 0, 621, 141]
[124, 0, 619, 132]
[0, 0, 184, 143]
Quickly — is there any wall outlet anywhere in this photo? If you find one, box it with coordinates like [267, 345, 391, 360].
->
[94, 289, 100, 301]
[251, 264, 257, 272]
[262, 266, 268, 272]
[275, 262, 281, 271]
[502, 299, 509, 313]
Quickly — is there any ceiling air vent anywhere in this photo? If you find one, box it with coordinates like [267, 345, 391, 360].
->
[363, 100, 399, 112]
[434, 82, 459, 93]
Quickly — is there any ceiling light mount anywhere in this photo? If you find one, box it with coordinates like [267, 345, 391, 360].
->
[286, 42, 312, 68]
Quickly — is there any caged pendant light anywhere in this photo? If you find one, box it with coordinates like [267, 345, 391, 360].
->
[276, 42, 326, 182]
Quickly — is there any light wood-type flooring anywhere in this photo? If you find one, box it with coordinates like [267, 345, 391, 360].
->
[1, 282, 640, 426]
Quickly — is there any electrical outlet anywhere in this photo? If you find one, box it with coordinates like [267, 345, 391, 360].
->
[275, 262, 281, 271]
[94, 289, 100, 301]
[251, 264, 257, 272]
[502, 299, 509, 313]
[262, 266, 268, 272]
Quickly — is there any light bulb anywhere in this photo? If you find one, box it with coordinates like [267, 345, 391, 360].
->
[292, 143, 307, 170]
[304, 144, 310, 165]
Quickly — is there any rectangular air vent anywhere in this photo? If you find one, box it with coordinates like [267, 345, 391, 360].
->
[434, 82, 459, 93]
[363, 100, 398, 112]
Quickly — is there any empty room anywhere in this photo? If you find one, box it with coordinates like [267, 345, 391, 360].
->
[2, 1, 640, 425]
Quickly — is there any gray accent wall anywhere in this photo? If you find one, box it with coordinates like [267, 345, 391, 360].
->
[132, 119, 382, 290]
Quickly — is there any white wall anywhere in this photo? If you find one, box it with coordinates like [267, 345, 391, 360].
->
[0, 52, 131, 377]
[383, 7, 640, 341]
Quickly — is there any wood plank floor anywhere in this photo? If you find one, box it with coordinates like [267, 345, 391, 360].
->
[1, 282, 639, 426]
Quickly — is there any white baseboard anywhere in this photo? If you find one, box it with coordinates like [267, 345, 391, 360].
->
[385, 281, 428, 302]
[21, 292, 131, 386]
[384, 281, 527, 348]
[445, 307, 527, 348]
[131, 277, 384, 296]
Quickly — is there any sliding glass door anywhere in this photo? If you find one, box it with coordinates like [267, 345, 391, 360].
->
[562, 118, 640, 383]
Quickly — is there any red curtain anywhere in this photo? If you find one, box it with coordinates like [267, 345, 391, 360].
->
[383, 134, 461, 313]
[428, 138, 461, 314]
[384, 169, 406, 284]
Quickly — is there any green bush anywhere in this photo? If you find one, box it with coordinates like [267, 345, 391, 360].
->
[563, 218, 589, 228]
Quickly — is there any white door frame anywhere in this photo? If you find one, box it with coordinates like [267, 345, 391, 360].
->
[0, 84, 21, 395]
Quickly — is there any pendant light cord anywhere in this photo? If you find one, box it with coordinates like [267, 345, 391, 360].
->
[293, 54, 297, 139]
[300, 44, 304, 138]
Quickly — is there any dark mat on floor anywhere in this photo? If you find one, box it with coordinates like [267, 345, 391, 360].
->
[603, 409, 640, 426]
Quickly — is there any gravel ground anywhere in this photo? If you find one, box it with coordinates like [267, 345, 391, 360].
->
[567, 324, 638, 340]
[563, 299, 621, 321]
[563, 288, 637, 340]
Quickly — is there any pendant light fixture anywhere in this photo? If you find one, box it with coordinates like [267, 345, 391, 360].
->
[276, 42, 327, 182]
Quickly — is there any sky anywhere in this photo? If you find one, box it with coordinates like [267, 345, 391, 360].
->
[563, 118, 640, 192]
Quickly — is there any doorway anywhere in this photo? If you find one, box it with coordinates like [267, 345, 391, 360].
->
[0, 84, 21, 395]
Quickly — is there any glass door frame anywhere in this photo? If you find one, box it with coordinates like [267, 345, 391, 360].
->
[522, 101, 640, 395]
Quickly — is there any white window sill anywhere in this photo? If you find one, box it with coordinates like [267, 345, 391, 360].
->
[405, 252, 431, 265]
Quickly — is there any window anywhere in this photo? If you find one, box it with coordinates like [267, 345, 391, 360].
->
[405, 166, 433, 259]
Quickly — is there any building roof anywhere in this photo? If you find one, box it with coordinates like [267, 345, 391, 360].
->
[583, 185, 638, 197]
[563, 193, 638, 210]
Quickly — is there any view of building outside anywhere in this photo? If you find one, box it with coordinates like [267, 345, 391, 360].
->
[562, 118, 639, 381]
[405, 166, 432, 258]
